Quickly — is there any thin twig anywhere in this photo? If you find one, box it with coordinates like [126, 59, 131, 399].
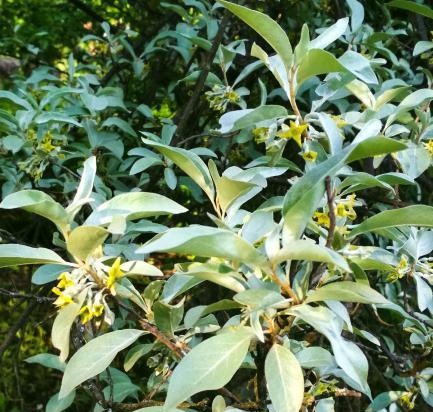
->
[325, 176, 336, 248]
[173, 13, 230, 143]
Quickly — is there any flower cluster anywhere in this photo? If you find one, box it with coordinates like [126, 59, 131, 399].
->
[313, 194, 360, 229]
[50, 257, 129, 326]
[206, 84, 241, 112]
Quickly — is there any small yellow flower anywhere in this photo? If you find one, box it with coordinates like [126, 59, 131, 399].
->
[276, 121, 308, 147]
[336, 203, 347, 218]
[252, 127, 269, 144]
[79, 303, 105, 324]
[106, 257, 124, 290]
[302, 150, 317, 162]
[92, 303, 104, 318]
[52, 287, 74, 307]
[335, 194, 357, 220]
[56, 272, 74, 290]
[40, 134, 56, 153]
[424, 140, 433, 156]
[313, 211, 330, 228]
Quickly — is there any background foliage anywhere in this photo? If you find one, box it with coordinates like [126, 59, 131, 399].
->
[1, 0, 433, 411]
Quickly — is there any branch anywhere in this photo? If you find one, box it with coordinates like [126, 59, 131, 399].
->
[173, 13, 230, 144]
[67, 0, 105, 23]
[325, 176, 336, 248]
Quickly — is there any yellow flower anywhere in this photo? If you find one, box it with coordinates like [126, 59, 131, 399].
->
[336, 203, 347, 218]
[313, 211, 330, 228]
[79, 303, 105, 324]
[79, 305, 93, 324]
[92, 303, 104, 318]
[40, 134, 56, 153]
[56, 272, 74, 290]
[335, 194, 357, 220]
[424, 140, 433, 156]
[302, 150, 317, 162]
[52, 287, 73, 307]
[276, 121, 308, 147]
[252, 127, 269, 144]
[106, 257, 124, 290]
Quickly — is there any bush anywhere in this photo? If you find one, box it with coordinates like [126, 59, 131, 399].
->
[1, 1, 433, 411]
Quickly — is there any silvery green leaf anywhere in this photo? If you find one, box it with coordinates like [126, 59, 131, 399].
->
[164, 326, 253, 410]
[59, 329, 145, 398]
[265, 344, 304, 412]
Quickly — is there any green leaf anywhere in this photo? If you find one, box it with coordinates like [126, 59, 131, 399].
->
[0, 244, 67, 268]
[294, 24, 310, 63]
[102, 117, 137, 137]
[219, 1, 293, 71]
[35, 112, 81, 127]
[32, 264, 72, 285]
[346, 136, 406, 163]
[143, 139, 214, 201]
[220, 105, 288, 132]
[290, 305, 370, 396]
[85, 192, 187, 228]
[0, 190, 69, 231]
[265, 344, 304, 412]
[347, 0, 364, 31]
[66, 156, 96, 218]
[305, 281, 389, 304]
[124, 343, 154, 372]
[414, 41, 433, 56]
[25, 353, 66, 371]
[386, 89, 433, 127]
[369, 391, 406, 411]
[59, 329, 145, 399]
[179, 262, 246, 293]
[387, 0, 433, 19]
[272, 240, 350, 272]
[66, 226, 108, 261]
[310, 18, 349, 50]
[349, 205, 433, 238]
[164, 326, 253, 410]
[46, 391, 76, 412]
[52, 290, 87, 362]
[137, 225, 267, 268]
[0, 91, 33, 110]
[295, 347, 336, 369]
[296, 49, 347, 90]
[208, 160, 257, 216]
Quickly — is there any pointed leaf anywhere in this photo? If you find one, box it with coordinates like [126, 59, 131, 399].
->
[52, 290, 87, 362]
[0, 244, 67, 268]
[66, 226, 108, 261]
[137, 225, 266, 267]
[85, 192, 187, 227]
[219, 1, 293, 71]
[296, 49, 347, 90]
[349, 205, 433, 238]
[66, 156, 96, 218]
[0, 190, 69, 230]
[305, 281, 389, 304]
[273, 240, 350, 272]
[387, 0, 433, 19]
[59, 329, 145, 398]
[265, 344, 304, 412]
[164, 327, 253, 410]
[143, 139, 214, 201]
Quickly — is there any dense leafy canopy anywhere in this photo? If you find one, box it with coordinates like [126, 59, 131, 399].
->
[1, 1, 433, 411]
